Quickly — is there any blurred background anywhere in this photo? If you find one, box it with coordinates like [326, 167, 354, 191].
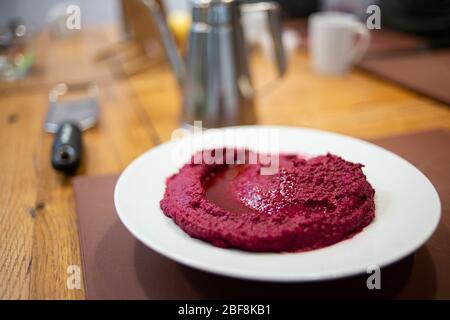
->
[0, 0, 120, 28]
[2, 0, 450, 43]
[2, 0, 450, 82]
[1, 0, 449, 137]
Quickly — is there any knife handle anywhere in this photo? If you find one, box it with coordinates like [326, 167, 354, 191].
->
[51, 122, 83, 173]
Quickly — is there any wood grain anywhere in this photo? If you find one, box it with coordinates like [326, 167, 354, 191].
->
[0, 93, 43, 299]
[0, 25, 157, 299]
[0, 23, 449, 299]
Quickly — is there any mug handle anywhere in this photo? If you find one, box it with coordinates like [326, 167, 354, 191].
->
[349, 22, 370, 64]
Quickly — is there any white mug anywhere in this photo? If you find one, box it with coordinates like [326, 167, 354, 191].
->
[308, 12, 370, 75]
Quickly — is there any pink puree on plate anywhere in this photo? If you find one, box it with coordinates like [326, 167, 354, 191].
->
[160, 149, 375, 252]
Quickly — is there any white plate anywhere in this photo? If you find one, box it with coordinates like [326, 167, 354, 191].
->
[114, 126, 441, 282]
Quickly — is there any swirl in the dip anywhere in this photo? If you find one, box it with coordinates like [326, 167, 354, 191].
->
[160, 149, 375, 252]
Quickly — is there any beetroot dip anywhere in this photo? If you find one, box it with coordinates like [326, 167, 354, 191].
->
[160, 149, 375, 252]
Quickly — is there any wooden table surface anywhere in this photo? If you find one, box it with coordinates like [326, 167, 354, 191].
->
[0, 24, 449, 299]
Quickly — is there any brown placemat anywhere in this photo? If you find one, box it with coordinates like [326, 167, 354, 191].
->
[359, 50, 450, 105]
[73, 129, 450, 299]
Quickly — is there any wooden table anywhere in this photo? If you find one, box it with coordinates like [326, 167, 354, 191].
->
[0, 24, 449, 299]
